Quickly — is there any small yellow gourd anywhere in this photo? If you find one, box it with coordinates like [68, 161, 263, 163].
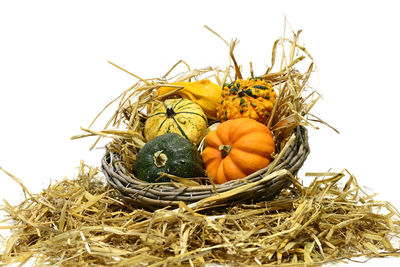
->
[144, 98, 208, 145]
[156, 79, 222, 120]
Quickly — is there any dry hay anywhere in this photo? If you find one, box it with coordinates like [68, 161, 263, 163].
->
[1, 162, 400, 266]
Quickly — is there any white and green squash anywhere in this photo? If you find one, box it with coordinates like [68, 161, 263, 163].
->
[144, 98, 208, 145]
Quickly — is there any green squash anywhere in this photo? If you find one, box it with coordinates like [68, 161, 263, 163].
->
[134, 133, 205, 183]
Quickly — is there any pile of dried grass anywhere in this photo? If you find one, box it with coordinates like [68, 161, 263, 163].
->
[1, 162, 400, 266]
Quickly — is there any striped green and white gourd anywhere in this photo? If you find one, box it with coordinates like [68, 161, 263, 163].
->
[144, 98, 208, 145]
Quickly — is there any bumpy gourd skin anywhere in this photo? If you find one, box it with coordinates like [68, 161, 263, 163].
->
[217, 77, 277, 123]
[134, 133, 205, 183]
[201, 118, 275, 184]
[144, 98, 208, 145]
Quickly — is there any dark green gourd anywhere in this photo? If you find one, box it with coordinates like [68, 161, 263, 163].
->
[134, 133, 205, 182]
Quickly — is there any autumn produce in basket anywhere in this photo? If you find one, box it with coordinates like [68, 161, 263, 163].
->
[202, 118, 275, 184]
[144, 98, 208, 145]
[94, 30, 317, 211]
[144, 86, 277, 184]
[156, 79, 222, 119]
[217, 77, 277, 123]
[134, 133, 205, 183]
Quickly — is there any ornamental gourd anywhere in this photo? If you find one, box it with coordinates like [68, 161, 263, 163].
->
[144, 98, 207, 145]
[201, 118, 275, 184]
[134, 133, 205, 183]
[216, 77, 277, 123]
[156, 79, 222, 120]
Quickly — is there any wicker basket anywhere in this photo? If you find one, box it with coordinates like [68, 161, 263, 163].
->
[102, 125, 309, 210]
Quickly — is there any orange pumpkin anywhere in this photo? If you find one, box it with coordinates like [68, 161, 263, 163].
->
[201, 118, 275, 184]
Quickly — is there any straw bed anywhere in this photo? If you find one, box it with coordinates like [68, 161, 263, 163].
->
[1, 163, 400, 266]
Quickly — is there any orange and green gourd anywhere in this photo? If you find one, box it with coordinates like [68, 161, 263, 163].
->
[216, 77, 277, 124]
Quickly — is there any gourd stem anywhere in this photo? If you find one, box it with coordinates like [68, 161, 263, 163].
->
[237, 89, 245, 98]
[218, 145, 232, 159]
[166, 105, 176, 118]
[153, 150, 168, 168]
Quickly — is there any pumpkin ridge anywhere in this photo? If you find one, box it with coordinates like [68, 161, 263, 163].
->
[230, 122, 271, 142]
[222, 156, 246, 181]
[229, 148, 270, 173]
[226, 149, 249, 175]
[216, 120, 234, 145]
[232, 132, 275, 152]
[206, 160, 220, 181]
[201, 147, 220, 164]
[205, 131, 223, 148]
[215, 162, 227, 184]
[229, 143, 272, 158]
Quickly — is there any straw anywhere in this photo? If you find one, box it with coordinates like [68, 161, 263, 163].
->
[1, 164, 399, 266]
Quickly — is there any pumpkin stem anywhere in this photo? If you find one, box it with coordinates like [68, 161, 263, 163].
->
[153, 150, 168, 168]
[218, 145, 232, 159]
[165, 105, 176, 118]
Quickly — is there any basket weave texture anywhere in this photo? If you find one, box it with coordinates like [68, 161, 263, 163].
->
[102, 125, 309, 210]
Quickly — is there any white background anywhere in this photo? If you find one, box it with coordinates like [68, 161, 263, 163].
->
[1, 1, 400, 266]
